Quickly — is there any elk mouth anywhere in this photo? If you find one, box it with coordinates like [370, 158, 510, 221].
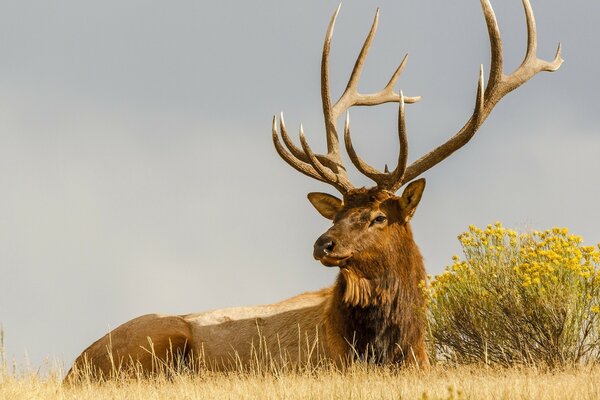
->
[317, 254, 352, 267]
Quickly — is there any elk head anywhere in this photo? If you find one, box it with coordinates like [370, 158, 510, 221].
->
[272, 1, 562, 281]
[309, 181, 424, 273]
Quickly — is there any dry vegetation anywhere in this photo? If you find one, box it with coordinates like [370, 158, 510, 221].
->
[2, 364, 600, 400]
[429, 224, 600, 366]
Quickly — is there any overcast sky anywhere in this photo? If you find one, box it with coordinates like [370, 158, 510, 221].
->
[0, 0, 598, 370]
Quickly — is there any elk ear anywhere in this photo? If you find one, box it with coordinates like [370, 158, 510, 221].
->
[307, 192, 343, 220]
[397, 178, 426, 222]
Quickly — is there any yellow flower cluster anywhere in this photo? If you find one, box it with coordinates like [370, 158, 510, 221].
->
[430, 222, 517, 297]
[430, 223, 600, 301]
[516, 228, 600, 288]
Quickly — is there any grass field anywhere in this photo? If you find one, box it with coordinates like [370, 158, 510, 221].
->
[2, 364, 600, 400]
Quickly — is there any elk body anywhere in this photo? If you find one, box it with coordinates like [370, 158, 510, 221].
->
[67, 0, 561, 380]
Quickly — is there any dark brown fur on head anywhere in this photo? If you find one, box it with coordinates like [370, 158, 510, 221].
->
[309, 179, 428, 365]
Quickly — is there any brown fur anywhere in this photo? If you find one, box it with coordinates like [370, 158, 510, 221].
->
[66, 182, 429, 380]
[318, 183, 429, 367]
[68, 314, 193, 379]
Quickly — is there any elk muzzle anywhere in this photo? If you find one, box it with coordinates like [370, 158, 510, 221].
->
[313, 233, 351, 267]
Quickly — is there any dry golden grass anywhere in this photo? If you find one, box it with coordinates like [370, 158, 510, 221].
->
[2, 364, 600, 400]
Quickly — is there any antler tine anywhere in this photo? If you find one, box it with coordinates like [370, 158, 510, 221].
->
[272, 116, 328, 184]
[516, 0, 563, 74]
[522, 0, 537, 63]
[332, 8, 381, 120]
[299, 123, 354, 193]
[344, 112, 383, 182]
[344, 92, 410, 192]
[344, 8, 379, 99]
[278, 113, 309, 163]
[401, 0, 562, 185]
[330, 10, 421, 123]
[384, 54, 411, 102]
[321, 4, 342, 154]
[272, 114, 355, 192]
[388, 91, 409, 192]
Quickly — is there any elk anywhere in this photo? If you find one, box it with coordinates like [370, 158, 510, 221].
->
[67, 0, 561, 380]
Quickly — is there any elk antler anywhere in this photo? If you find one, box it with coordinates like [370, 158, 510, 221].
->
[398, 0, 563, 187]
[273, 0, 562, 194]
[272, 5, 420, 194]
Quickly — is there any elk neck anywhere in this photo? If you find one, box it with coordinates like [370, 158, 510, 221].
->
[326, 222, 427, 364]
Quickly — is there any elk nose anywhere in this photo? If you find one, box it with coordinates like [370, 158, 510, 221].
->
[314, 236, 335, 259]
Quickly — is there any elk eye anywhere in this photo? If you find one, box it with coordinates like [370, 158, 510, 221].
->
[371, 215, 387, 225]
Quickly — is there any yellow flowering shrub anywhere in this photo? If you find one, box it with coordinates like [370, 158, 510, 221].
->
[428, 223, 600, 366]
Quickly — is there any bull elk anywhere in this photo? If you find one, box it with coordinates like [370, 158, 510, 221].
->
[67, 0, 561, 379]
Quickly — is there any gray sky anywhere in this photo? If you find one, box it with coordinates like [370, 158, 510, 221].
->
[0, 0, 598, 369]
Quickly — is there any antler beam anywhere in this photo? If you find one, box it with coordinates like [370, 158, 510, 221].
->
[400, 0, 563, 186]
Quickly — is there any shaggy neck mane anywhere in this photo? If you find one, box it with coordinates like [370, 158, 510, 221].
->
[329, 225, 427, 364]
